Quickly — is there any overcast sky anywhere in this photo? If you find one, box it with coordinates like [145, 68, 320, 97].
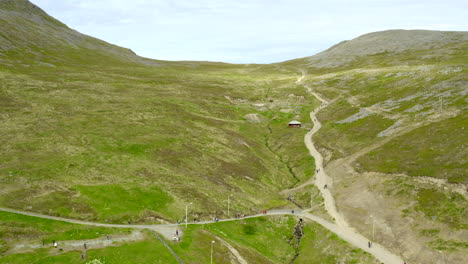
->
[31, 0, 467, 63]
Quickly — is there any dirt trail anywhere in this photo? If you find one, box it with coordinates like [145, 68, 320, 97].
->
[298, 212, 404, 264]
[296, 72, 405, 264]
[1, 206, 404, 263]
[9, 231, 144, 255]
[214, 235, 248, 264]
[296, 72, 346, 227]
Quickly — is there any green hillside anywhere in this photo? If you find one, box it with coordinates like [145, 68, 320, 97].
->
[280, 30, 467, 263]
[0, 0, 319, 225]
[0, 0, 466, 263]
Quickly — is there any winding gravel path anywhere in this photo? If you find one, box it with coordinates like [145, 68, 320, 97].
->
[296, 72, 404, 264]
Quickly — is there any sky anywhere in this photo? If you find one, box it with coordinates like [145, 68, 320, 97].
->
[31, 0, 467, 63]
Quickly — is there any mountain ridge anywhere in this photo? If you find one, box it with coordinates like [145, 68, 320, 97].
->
[281, 29, 468, 68]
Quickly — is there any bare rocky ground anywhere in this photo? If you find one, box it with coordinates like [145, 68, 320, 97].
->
[331, 170, 467, 264]
[324, 141, 467, 264]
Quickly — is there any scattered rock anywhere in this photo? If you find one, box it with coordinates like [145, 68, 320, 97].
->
[404, 104, 425, 113]
[36, 61, 56, 67]
[377, 119, 404, 137]
[224, 95, 247, 105]
[336, 108, 373, 124]
[244, 113, 264, 123]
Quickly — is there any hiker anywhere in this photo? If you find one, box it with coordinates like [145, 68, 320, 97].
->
[53, 241, 57, 248]
[106, 235, 110, 240]
[324, 184, 327, 189]
[84, 243, 87, 249]
[368, 241, 372, 248]
[176, 230, 179, 236]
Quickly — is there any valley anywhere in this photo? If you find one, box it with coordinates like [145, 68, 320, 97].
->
[0, 1, 467, 263]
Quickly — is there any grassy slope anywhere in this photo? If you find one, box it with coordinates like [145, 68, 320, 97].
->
[281, 38, 468, 259]
[301, 42, 467, 176]
[0, 1, 317, 226]
[0, 237, 178, 264]
[171, 216, 379, 264]
[0, 215, 380, 264]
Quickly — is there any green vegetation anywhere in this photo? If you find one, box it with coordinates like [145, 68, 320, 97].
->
[0, 4, 315, 223]
[1, 1, 467, 263]
[0, 236, 178, 264]
[414, 188, 466, 229]
[295, 222, 378, 264]
[202, 217, 296, 263]
[76, 185, 173, 222]
[315, 114, 394, 160]
[266, 100, 318, 187]
[0, 211, 130, 254]
[357, 115, 467, 183]
[428, 238, 468, 251]
[173, 216, 379, 264]
[0, 215, 380, 264]
[386, 177, 467, 230]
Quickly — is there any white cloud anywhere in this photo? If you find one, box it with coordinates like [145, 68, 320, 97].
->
[30, 0, 468, 63]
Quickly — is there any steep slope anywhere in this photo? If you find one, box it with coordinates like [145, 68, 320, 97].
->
[0, 0, 152, 66]
[281, 30, 467, 264]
